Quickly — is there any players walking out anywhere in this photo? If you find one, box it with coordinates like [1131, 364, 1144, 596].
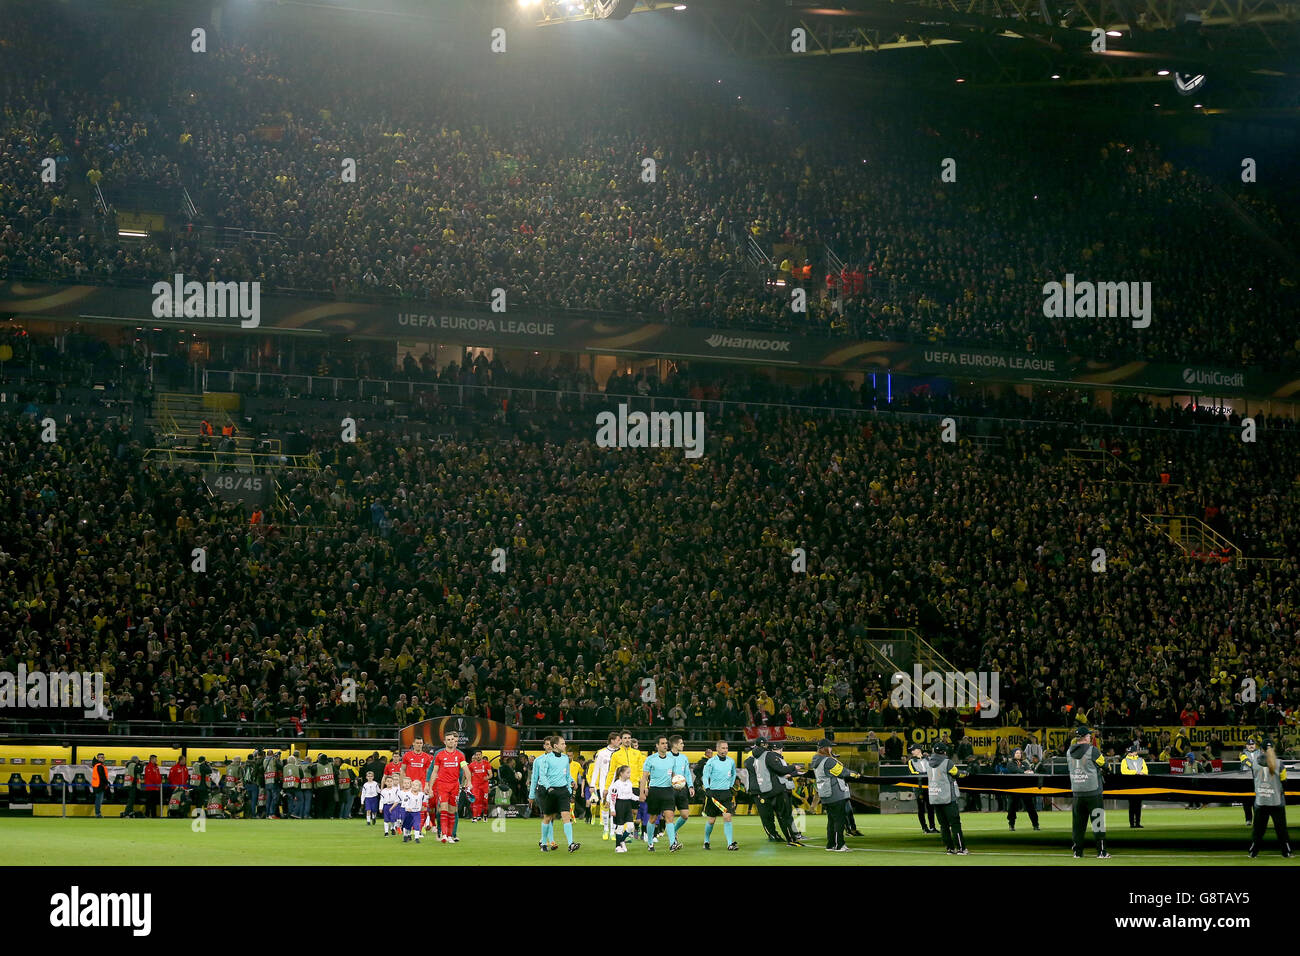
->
[360, 771, 380, 826]
[701, 740, 740, 851]
[530, 734, 582, 853]
[431, 732, 470, 843]
[398, 779, 424, 844]
[605, 765, 638, 853]
[667, 735, 695, 846]
[467, 751, 492, 822]
[641, 735, 682, 851]
[589, 731, 621, 840]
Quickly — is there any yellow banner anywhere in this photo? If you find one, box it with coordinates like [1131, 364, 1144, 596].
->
[869, 725, 1290, 758]
[866, 727, 1037, 756]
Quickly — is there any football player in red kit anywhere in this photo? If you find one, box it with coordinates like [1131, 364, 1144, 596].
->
[400, 739, 432, 787]
[384, 752, 402, 783]
[468, 751, 492, 821]
[432, 731, 470, 842]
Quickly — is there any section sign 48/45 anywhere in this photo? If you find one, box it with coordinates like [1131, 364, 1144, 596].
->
[204, 471, 271, 506]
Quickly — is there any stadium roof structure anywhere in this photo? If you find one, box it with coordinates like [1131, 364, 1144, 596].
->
[511, 0, 1300, 115]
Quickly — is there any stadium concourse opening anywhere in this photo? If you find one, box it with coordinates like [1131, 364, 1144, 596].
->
[1, 0, 1299, 926]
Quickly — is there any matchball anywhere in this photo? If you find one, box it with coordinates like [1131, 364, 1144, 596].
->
[671, 774, 687, 790]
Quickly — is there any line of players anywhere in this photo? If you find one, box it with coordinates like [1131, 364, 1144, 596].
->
[579, 732, 867, 853]
[584, 731, 716, 853]
[358, 732, 494, 844]
[530, 731, 872, 854]
[359, 728, 1292, 858]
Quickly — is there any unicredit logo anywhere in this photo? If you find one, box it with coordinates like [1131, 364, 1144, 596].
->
[704, 335, 792, 352]
[1182, 367, 1245, 388]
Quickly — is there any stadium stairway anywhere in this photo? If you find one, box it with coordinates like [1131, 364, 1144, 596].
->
[862, 627, 973, 708]
[147, 391, 235, 438]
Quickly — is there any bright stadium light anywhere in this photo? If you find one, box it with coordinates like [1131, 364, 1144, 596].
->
[1106, 29, 1121, 36]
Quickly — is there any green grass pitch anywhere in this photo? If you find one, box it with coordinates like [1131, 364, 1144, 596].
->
[0, 806, 1288, 865]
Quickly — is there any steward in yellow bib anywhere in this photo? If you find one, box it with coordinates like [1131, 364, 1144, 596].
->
[1120, 743, 1149, 828]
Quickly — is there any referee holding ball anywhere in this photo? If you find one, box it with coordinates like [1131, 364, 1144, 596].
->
[641, 735, 680, 852]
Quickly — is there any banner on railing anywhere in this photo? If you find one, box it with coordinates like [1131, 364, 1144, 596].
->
[853, 725, 1290, 758]
[399, 715, 519, 752]
[5, 281, 1298, 398]
[742, 725, 837, 744]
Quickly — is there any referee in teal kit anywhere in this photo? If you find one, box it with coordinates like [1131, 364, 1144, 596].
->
[641, 735, 680, 851]
[701, 740, 739, 851]
[667, 735, 695, 850]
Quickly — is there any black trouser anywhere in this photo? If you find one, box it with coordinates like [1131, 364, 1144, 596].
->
[825, 799, 849, 849]
[124, 786, 138, 816]
[1127, 798, 1142, 827]
[1008, 793, 1039, 828]
[916, 789, 936, 830]
[1250, 804, 1290, 851]
[145, 790, 161, 817]
[934, 801, 964, 851]
[1243, 796, 1254, 823]
[1071, 792, 1106, 852]
[752, 793, 781, 840]
[770, 789, 798, 841]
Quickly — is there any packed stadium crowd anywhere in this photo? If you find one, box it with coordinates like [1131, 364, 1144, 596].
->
[2, 1, 1297, 372]
[2, 380, 1297, 737]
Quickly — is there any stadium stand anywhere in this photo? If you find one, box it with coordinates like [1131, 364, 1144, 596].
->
[2, 360, 1297, 738]
[2, 0, 1298, 371]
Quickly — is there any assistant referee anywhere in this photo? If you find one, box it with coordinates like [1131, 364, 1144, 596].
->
[701, 739, 739, 851]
